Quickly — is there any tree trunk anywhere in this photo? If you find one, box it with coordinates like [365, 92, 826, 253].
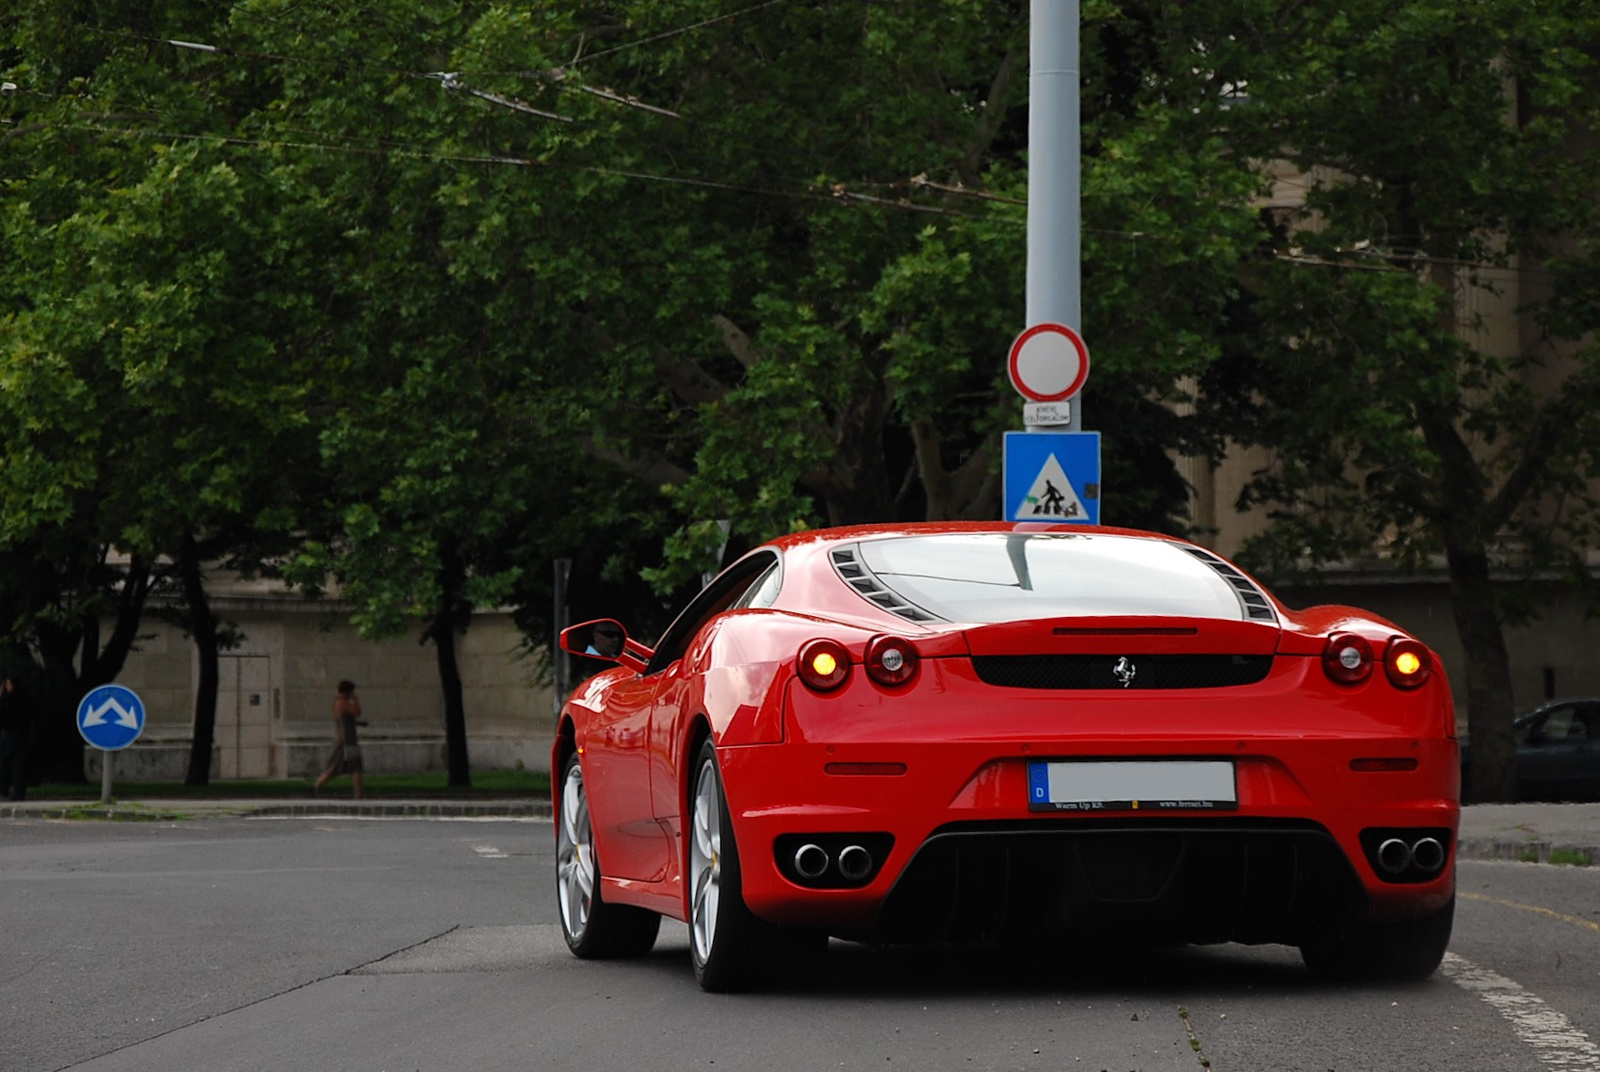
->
[181, 536, 220, 787]
[431, 552, 472, 788]
[34, 622, 88, 783]
[1446, 542, 1518, 802]
[29, 555, 155, 783]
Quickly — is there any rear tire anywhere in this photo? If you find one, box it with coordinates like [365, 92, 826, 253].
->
[556, 752, 661, 959]
[1300, 896, 1454, 982]
[688, 740, 826, 991]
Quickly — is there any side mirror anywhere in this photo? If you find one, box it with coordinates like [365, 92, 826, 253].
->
[560, 619, 627, 661]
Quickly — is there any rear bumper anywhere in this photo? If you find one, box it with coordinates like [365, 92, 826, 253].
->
[875, 819, 1369, 947]
[717, 681, 1458, 943]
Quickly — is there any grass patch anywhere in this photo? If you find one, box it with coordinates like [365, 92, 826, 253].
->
[34, 769, 549, 801]
[1548, 848, 1594, 867]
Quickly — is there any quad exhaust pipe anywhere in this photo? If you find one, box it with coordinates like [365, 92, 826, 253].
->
[1376, 837, 1412, 874]
[1374, 834, 1447, 877]
[791, 842, 875, 883]
[837, 844, 873, 882]
[1410, 835, 1446, 874]
[794, 843, 829, 880]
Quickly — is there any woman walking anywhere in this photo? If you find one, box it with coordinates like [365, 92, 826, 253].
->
[313, 680, 367, 798]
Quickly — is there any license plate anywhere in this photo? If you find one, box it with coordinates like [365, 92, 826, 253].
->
[1027, 760, 1237, 811]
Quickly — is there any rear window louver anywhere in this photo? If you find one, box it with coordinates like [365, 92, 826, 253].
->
[830, 547, 940, 623]
[1179, 546, 1278, 623]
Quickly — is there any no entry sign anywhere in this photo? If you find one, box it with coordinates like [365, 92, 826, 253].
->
[1007, 322, 1090, 402]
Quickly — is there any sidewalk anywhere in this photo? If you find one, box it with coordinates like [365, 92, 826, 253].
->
[2, 797, 1596, 864]
[1456, 801, 1600, 865]
[0, 796, 553, 822]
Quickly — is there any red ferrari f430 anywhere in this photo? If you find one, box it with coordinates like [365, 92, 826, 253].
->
[553, 523, 1458, 991]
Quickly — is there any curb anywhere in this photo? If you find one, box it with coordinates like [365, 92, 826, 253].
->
[1, 800, 553, 822]
[1457, 837, 1597, 867]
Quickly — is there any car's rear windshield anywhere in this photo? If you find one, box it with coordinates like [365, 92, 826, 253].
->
[848, 532, 1260, 623]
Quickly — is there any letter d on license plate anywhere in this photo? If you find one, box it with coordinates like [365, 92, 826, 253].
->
[1027, 760, 1237, 811]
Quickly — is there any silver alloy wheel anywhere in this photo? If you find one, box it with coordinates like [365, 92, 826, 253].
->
[556, 763, 596, 943]
[689, 754, 722, 963]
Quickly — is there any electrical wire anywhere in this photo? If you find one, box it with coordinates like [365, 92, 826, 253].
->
[22, 20, 1565, 276]
[569, 0, 801, 66]
[50, 120, 1002, 221]
[76, 16, 1012, 216]
[30, 119, 1561, 281]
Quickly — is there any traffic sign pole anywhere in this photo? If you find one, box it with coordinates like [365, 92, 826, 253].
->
[77, 684, 146, 804]
[1027, 0, 1082, 426]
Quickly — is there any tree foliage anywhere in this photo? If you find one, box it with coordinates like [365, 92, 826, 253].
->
[1195, 0, 1600, 800]
[4, 1, 1599, 801]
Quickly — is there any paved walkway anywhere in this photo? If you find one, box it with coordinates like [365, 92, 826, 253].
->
[1455, 801, 1600, 864]
[0, 797, 552, 822]
[2, 796, 1596, 865]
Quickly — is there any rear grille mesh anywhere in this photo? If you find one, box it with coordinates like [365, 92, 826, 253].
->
[972, 654, 1273, 689]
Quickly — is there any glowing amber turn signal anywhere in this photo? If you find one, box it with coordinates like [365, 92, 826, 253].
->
[1383, 637, 1432, 689]
[797, 638, 851, 691]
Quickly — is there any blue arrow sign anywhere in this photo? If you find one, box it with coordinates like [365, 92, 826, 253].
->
[77, 684, 146, 751]
[1003, 430, 1102, 525]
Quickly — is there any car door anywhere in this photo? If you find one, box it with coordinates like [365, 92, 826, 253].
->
[1576, 703, 1600, 801]
[581, 671, 676, 882]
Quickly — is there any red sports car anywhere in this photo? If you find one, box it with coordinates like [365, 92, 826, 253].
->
[553, 522, 1458, 991]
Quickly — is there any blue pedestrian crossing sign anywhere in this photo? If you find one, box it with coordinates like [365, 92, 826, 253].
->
[1004, 431, 1101, 524]
[77, 684, 146, 751]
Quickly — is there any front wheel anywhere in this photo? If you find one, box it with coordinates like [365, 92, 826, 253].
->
[1300, 896, 1455, 982]
[555, 752, 660, 959]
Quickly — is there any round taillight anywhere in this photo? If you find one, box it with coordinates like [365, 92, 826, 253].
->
[1384, 637, 1431, 689]
[1322, 632, 1375, 684]
[797, 638, 851, 692]
[864, 634, 919, 687]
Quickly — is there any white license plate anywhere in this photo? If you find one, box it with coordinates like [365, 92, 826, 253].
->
[1027, 760, 1237, 811]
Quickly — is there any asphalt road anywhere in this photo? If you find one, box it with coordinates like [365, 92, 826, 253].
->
[2, 814, 1596, 1072]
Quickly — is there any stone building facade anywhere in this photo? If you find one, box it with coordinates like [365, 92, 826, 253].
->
[94, 575, 554, 782]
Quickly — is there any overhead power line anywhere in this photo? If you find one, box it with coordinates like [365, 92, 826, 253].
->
[52, 121, 1002, 222]
[571, 0, 800, 66]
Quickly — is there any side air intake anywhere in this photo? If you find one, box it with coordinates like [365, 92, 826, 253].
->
[1178, 545, 1278, 623]
[830, 547, 940, 623]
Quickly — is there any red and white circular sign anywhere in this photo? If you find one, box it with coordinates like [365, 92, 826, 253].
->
[1007, 322, 1090, 402]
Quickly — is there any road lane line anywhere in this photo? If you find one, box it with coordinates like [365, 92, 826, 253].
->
[1440, 953, 1600, 1071]
[472, 843, 508, 858]
[1460, 891, 1600, 935]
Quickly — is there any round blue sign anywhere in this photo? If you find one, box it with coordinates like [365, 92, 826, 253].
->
[77, 684, 146, 751]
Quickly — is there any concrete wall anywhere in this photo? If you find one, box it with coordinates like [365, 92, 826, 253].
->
[93, 595, 555, 782]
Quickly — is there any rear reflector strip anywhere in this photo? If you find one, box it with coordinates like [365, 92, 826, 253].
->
[1350, 758, 1419, 772]
[824, 762, 908, 776]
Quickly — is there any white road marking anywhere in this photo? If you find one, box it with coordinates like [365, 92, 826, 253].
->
[1441, 953, 1600, 1070]
[471, 843, 508, 858]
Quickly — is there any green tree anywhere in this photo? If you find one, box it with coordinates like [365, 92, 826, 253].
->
[1199, 0, 1600, 801]
[1, 1, 330, 781]
[432, 0, 1273, 594]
